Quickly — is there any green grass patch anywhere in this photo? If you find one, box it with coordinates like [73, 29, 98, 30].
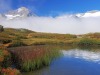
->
[78, 38, 100, 46]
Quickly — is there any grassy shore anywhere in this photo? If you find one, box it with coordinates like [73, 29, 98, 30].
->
[9, 46, 61, 72]
[0, 28, 100, 74]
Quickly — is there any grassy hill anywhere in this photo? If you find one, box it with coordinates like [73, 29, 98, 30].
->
[0, 28, 100, 47]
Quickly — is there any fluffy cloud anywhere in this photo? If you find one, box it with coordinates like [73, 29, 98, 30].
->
[0, 14, 100, 34]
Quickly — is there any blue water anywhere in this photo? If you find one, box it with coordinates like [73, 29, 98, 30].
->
[23, 49, 100, 75]
[49, 57, 100, 75]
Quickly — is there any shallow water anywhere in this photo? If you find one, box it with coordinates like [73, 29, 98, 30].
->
[21, 46, 100, 75]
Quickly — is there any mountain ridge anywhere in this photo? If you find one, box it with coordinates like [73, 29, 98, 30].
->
[0, 7, 36, 20]
[0, 7, 100, 20]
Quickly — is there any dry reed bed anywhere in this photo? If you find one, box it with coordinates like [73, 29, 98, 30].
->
[9, 46, 60, 71]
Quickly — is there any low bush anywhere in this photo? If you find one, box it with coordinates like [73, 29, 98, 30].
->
[0, 39, 12, 44]
[0, 48, 21, 75]
[0, 49, 11, 68]
[1, 67, 20, 75]
[78, 38, 100, 46]
[9, 41, 27, 47]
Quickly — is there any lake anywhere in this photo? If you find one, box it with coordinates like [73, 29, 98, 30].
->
[12, 45, 100, 75]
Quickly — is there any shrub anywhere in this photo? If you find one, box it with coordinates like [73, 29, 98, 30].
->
[9, 41, 27, 47]
[1, 67, 20, 75]
[0, 48, 21, 75]
[0, 49, 11, 68]
[0, 39, 12, 44]
[78, 38, 99, 46]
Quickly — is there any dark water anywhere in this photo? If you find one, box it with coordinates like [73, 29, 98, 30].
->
[21, 46, 100, 75]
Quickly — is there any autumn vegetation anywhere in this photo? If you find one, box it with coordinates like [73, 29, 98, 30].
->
[0, 47, 21, 75]
[0, 28, 99, 47]
[0, 28, 100, 75]
[9, 46, 61, 72]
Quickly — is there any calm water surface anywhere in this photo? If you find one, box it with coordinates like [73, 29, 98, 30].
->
[22, 46, 100, 75]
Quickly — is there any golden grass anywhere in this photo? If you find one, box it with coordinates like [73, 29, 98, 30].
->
[0, 28, 99, 47]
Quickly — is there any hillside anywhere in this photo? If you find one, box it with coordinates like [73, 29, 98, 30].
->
[0, 28, 100, 47]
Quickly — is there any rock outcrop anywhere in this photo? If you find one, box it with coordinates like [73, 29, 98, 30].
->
[0, 25, 4, 32]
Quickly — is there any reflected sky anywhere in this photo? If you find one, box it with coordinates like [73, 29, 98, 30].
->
[23, 48, 100, 75]
[62, 49, 100, 63]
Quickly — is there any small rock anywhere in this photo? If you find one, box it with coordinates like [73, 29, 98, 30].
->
[0, 25, 4, 32]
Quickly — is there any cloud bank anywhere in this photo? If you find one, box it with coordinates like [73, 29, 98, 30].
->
[0, 14, 100, 34]
[0, 1, 99, 34]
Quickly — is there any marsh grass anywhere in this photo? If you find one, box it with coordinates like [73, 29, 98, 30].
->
[78, 38, 100, 46]
[9, 46, 61, 72]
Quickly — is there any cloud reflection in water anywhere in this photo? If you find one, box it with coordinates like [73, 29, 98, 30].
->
[62, 49, 100, 63]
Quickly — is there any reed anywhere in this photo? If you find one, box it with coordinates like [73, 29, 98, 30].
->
[10, 46, 61, 72]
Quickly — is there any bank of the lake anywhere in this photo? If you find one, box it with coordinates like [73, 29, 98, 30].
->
[20, 45, 100, 75]
[0, 28, 100, 75]
[0, 44, 100, 75]
[9, 45, 61, 72]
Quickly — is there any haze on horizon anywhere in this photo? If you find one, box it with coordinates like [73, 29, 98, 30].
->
[0, 0, 100, 34]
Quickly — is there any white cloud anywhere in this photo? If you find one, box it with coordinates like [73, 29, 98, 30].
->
[0, 14, 100, 34]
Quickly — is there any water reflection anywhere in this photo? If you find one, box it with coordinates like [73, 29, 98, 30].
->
[19, 45, 100, 75]
[62, 49, 100, 63]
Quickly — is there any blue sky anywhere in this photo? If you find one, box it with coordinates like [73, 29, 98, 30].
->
[0, 0, 100, 16]
[0, 0, 100, 34]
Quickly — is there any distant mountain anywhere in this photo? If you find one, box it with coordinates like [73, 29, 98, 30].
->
[76, 10, 100, 18]
[0, 7, 36, 20]
[54, 10, 100, 19]
[0, 7, 100, 20]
